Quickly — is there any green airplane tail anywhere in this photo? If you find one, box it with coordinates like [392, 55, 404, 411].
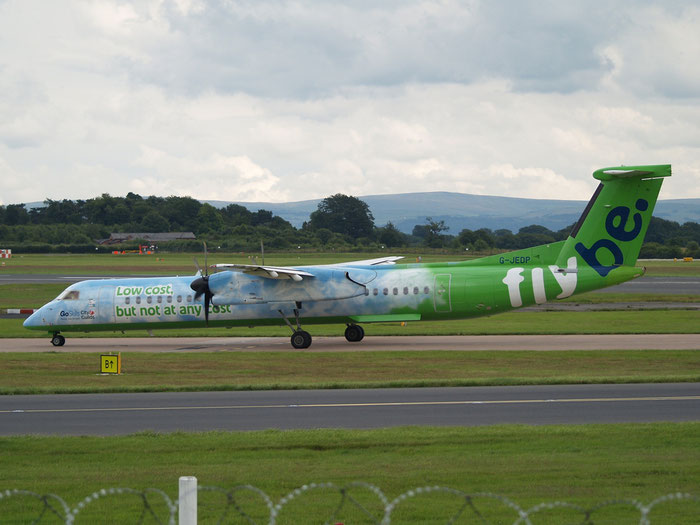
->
[554, 164, 671, 276]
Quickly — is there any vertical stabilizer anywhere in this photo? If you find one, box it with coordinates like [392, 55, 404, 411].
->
[555, 165, 671, 276]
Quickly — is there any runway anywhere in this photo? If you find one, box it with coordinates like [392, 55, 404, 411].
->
[2, 383, 699, 435]
[2, 333, 699, 352]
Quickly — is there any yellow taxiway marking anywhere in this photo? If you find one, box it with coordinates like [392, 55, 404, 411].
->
[4, 396, 700, 414]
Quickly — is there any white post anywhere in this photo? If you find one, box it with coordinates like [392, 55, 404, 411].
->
[179, 476, 197, 525]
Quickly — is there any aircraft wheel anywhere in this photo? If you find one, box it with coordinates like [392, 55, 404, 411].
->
[291, 330, 312, 349]
[51, 334, 65, 347]
[344, 324, 364, 342]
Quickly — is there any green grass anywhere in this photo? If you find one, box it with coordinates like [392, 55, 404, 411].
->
[1, 350, 698, 395]
[1, 424, 699, 523]
[0, 251, 471, 275]
[640, 258, 700, 276]
[561, 291, 700, 303]
[1, 252, 697, 275]
[0, 284, 66, 309]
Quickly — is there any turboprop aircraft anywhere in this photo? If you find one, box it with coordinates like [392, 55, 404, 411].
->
[24, 164, 671, 348]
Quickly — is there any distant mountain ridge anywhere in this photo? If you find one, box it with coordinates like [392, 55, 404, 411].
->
[206, 191, 700, 234]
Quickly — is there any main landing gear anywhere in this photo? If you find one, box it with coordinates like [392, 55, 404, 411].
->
[279, 304, 313, 349]
[278, 305, 366, 349]
[290, 330, 312, 349]
[51, 332, 66, 347]
[344, 324, 365, 342]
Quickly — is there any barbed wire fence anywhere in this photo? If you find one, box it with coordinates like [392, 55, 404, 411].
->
[2, 480, 699, 524]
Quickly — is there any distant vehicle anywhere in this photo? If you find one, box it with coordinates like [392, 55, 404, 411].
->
[25, 164, 671, 349]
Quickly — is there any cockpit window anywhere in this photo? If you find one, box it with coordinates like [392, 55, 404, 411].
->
[57, 290, 80, 300]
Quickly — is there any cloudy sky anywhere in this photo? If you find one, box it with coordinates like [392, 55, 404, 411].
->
[1, 0, 699, 206]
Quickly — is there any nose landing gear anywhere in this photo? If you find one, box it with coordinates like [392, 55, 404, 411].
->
[51, 333, 66, 347]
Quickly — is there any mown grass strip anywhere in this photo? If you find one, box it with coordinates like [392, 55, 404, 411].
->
[560, 291, 700, 303]
[0, 251, 470, 275]
[1, 350, 698, 395]
[1, 424, 699, 523]
[1, 252, 697, 275]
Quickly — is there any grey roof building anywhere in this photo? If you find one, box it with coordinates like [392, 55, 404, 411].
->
[100, 232, 196, 245]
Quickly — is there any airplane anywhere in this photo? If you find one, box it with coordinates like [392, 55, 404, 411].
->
[24, 164, 671, 349]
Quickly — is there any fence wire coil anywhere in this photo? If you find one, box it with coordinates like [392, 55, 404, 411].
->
[2, 484, 698, 524]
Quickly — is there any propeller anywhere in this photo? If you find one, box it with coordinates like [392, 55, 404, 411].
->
[190, 242, 212, 324]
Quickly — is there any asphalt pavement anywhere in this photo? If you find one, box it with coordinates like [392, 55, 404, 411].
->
[2, 383, 699, 435]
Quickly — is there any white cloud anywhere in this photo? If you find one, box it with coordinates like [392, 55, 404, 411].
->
[133, 146, 284, 201]
[0, 0, 698, 208]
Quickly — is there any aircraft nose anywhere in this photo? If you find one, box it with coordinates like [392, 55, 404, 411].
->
[23, 308, 46, 328]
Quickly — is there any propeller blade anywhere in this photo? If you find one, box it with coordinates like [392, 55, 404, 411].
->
[203, 241, 208, 276]
[190, 274, 213, 326]
[193, 257, 203, 276]
[194, 242, 209, 277]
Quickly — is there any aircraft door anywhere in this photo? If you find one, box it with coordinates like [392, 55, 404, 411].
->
[98, 286, 115, 323]
[433, 274, 452, 313]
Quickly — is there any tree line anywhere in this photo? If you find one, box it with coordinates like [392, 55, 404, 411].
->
[0, 193, 698, 258]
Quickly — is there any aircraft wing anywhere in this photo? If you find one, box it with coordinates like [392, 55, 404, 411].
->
[211, 264, 314, 281]
[326, 256, 404, 267]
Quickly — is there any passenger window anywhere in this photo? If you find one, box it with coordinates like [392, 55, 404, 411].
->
[383, 288, 388, 295]
[125, 297, 131, 305]
[136, 296, 141, 304]
[167, 296, 172, 303]
[403, 287, 409, 295]
[413, 287, 419, 295]
[373, 289, 378, 296]
[147, 296, 152, 304]
[393, 288, 398, 295]
[157, 296, 163, 304]
[187, 295, 192, 302]
[177, 295, 182, 303]
[424, 286, 430, 294]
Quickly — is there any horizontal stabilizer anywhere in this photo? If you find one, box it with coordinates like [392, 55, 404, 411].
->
[594, 164, 671, 181]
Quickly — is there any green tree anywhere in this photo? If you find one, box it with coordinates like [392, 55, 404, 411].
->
[309, 194, 374, 239]
[141, 211, 170, 232]
[195, 204, 224, 234]
[458, 229, 477, 246]
[3, 204, 30, 225]
[377, 222, 406, 247]
[221, 204, 252, 226]
[163, 196, 200, 230]
[422, 217, 449, 248]
[315, 228, 334, 245]
[411, 224, 429, 240]
[111, 203, 131, 225]
[251, 209, 274, 227]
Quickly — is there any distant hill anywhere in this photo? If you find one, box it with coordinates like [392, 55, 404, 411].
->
[206, 192, 700, 234]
